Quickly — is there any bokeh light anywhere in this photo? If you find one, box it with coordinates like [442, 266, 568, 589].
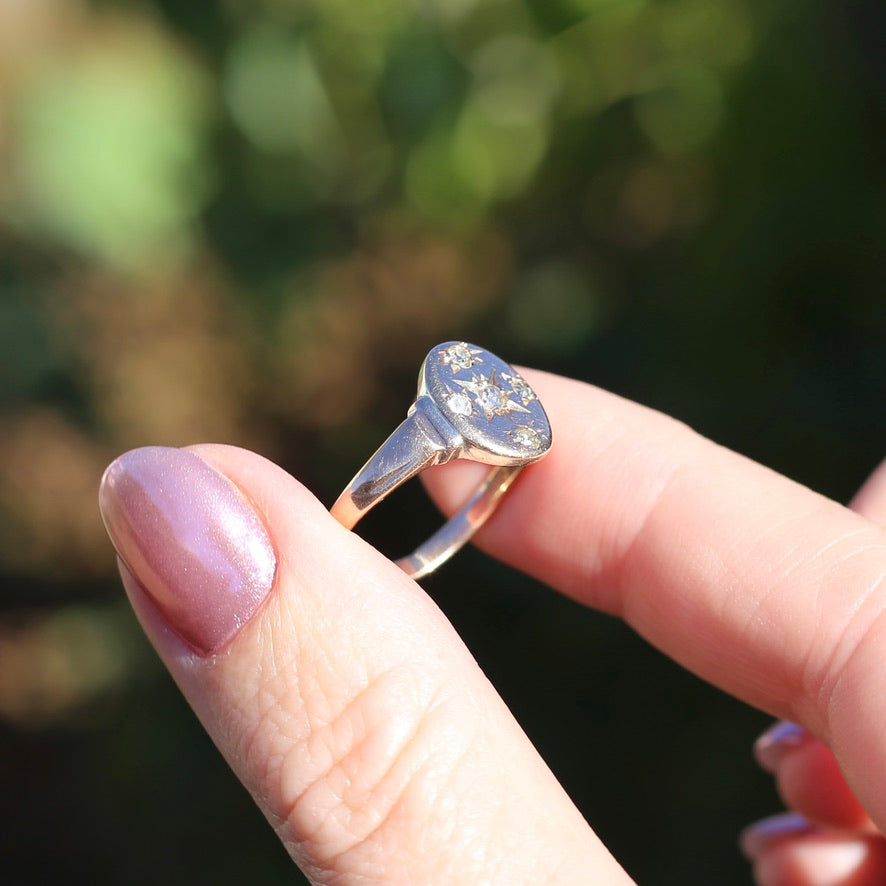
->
[0, 0, 882, 882]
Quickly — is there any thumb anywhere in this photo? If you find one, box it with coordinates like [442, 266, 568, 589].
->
[98, 445, 630, 885]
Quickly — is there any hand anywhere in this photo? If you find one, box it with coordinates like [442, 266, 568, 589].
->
[98, 369, 886, 884]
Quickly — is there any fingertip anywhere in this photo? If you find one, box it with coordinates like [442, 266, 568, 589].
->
[751, 721, 872, 831]
[751, 833, 886, 886]
[98, 445, 278, 654]
[740, 813, 815, 861]
[754, 721, 812, 773]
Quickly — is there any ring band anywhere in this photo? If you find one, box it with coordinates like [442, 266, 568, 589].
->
[330, 342, 552, 579]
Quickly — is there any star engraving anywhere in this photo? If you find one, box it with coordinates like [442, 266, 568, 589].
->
[452, 369, 530, 420]
[437, 342, 484, 373]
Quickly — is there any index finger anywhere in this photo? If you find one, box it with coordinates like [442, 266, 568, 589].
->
[423, 370, 886, 826]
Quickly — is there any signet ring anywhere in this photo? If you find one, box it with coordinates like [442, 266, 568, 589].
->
[330, 342, 552, 580]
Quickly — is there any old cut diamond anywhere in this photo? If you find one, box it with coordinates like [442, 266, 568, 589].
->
[476, 382, 507, 414]
[449, 344, 473, 368]
[512, 425, 541, 449]
[504, 373, 537, 404]
[447, 392, 473, 416]
[438, 342, 483, 372]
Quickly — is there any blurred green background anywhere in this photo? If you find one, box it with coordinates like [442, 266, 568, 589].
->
[0, 0, 883, 882]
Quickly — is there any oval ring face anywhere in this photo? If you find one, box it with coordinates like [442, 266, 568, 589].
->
[421, 341, 552, 464]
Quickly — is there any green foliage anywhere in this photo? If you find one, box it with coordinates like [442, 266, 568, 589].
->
[0, 0, 882, 883]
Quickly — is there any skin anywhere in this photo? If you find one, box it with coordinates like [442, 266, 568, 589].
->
[109, 370, 886, 885]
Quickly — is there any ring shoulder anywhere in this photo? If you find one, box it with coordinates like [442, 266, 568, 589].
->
[331, 397, 462, 527]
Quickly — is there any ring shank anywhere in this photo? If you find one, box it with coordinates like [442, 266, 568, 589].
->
[329, 406, 523, 580]
[393, 464, 522, 579]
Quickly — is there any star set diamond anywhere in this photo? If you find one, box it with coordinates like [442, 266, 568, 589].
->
[436, 343, 548, 453]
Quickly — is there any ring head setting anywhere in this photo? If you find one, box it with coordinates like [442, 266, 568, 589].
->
[422, 342, 551, 465]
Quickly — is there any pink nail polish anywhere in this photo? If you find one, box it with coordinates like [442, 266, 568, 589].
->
[99, 446, 276, 654]
[754, 721, 811, 773]
[739, 812, 815, 860]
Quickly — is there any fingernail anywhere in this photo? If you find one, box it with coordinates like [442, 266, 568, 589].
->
[739, 812, 815, 860]
[754, 721, 811, 773]
[99, 446, 276, 654]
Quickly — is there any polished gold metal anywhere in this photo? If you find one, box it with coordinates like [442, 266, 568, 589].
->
[330, 342, 552, 579]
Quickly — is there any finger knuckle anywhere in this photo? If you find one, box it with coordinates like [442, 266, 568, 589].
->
[246, 649, 477, 882]
[807, 554, 886, 734]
